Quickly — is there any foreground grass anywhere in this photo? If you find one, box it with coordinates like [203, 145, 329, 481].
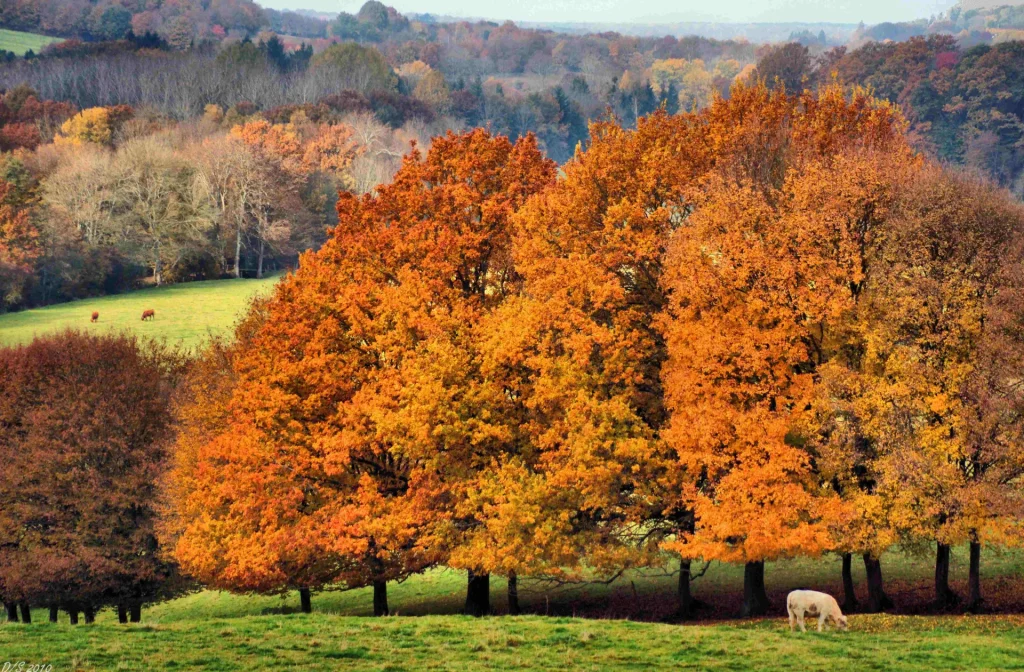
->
[4, 548, 1024, 670]
[0, 276, 280, 350]
[3, 614, 1024, 671]
[0, 29, 62, 55]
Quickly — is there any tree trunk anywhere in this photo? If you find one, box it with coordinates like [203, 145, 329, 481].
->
[841, 553, 858, 612]
[464, 570, 490, 617]
[234, 222, 243, 278]
[48, 606, 58, 623]
[863, 554, 893, 613]
[507, 572, 521, 616]
[373, 580, 389, 617]
[677, 558, 695, 620]
[118, 604, 128, 624]
[83, 604, 95, 624]
[935, 543, 959, 607]
[299, 588, 312, 614]
[741, 561, 770, 618]
[154, 240, 162, 286]
[4, 602, 18, 622]
[257, 237, 265, 279]
[129, 603, 141, 623]
[18, 603, 30, 624]
[68, 607, 80, 625]
[967, 540, 982, 613]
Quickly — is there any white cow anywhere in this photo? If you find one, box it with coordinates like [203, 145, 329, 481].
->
[787, 590, 849, 633]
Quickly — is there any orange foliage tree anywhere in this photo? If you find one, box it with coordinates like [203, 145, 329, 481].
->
[479, 109, 712, 617]
[660, 83, 911, 616]
[0, 179, 40, 312]
[165, 129, 554, 616]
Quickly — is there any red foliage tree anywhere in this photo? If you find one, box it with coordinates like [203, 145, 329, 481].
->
[0, 331, 189, 624]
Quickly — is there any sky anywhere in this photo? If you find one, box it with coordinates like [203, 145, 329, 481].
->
[259, 0, 959, 25]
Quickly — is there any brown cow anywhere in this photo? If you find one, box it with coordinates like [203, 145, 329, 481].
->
[91, 312, 99, 323]
[141, 309, 155, 321]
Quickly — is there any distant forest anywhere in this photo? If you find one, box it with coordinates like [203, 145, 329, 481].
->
[2, 1, 1024, 311]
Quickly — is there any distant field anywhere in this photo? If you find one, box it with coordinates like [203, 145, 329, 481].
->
[3, 547, 1024, 670]
[0, 29, 62, 55]
[0, 276, 280, 351]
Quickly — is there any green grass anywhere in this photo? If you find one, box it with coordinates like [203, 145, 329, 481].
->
[0, 29, 62, 56]
[0, 276, 280, 351]
[4, 548, 1024, 670]
[4, 613, 1024, 671]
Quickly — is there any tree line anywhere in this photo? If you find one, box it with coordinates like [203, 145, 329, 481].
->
[0, 79, 461, 312]
[5, 82, 1023, 623]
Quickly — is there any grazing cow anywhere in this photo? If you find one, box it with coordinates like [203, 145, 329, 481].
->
[91, 312, 99, 323]
[787, 590, 848, 633]
[141, 309, 155, 321]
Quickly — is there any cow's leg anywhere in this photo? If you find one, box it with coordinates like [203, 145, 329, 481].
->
[798, 613, 806, 633]
[818, 614, 826, 632]
[789, 608, 796, 632]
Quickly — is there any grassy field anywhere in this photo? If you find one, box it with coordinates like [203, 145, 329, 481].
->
[4, 612, 1024, 671]
[0, 276, 280, 351]
[0, 29, 62, 55]
[3, 548, 1024, 670]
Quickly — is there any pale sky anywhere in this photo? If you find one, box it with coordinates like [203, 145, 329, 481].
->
[260, 0, 958, 25]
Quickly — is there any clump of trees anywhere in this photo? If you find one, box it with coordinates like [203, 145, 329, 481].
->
[0, 331, 190, 623]
[165, 83, 1024, 618]
[0, 87, 449, 313]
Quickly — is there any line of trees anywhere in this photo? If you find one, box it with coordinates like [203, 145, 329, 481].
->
[159, 82, 1024, 619]
[3, 81, 1023, 623]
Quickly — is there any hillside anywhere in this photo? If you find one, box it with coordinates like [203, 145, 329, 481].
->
[0, 28, 62, 55]
[0, 276, 279, 350]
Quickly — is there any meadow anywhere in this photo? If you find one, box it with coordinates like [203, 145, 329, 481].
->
[0, 29, 62, 55]
[3, 547, 1024, 670]
[0, 276, 280, 350]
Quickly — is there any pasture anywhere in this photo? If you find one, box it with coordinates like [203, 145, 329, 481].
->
[0, 29, 62, 55]
[0, 276, 280, 350]
[3, 547, 1024, 670]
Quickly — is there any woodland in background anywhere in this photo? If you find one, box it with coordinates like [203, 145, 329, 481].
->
[5, 82, 1024, 625]
[4, 3, 1024, 312]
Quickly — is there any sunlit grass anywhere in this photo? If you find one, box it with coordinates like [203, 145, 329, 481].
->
[2, 613, 1023, 671]
[0, 276, 280, 351]
[3, 548, 1024, 670]
[0, 29, 62, 55]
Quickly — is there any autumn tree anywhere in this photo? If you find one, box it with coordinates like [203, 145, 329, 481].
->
[754, 43, 813, 93]
[42, 144, 115, 247]
[0, 331, 188, 624]
[0, 179, 40, 312]
[476, 108, 717, 618]
[110, 136, 215, 284]
[229, 118, 360, 276]
[166, 129, 554, 616]
[54, 106, 133, 147]
[195, 134, 262, 278]
[661, 83, 909, 617]
[310, 43, 399, 95]
[851, 166, 1024, 611]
